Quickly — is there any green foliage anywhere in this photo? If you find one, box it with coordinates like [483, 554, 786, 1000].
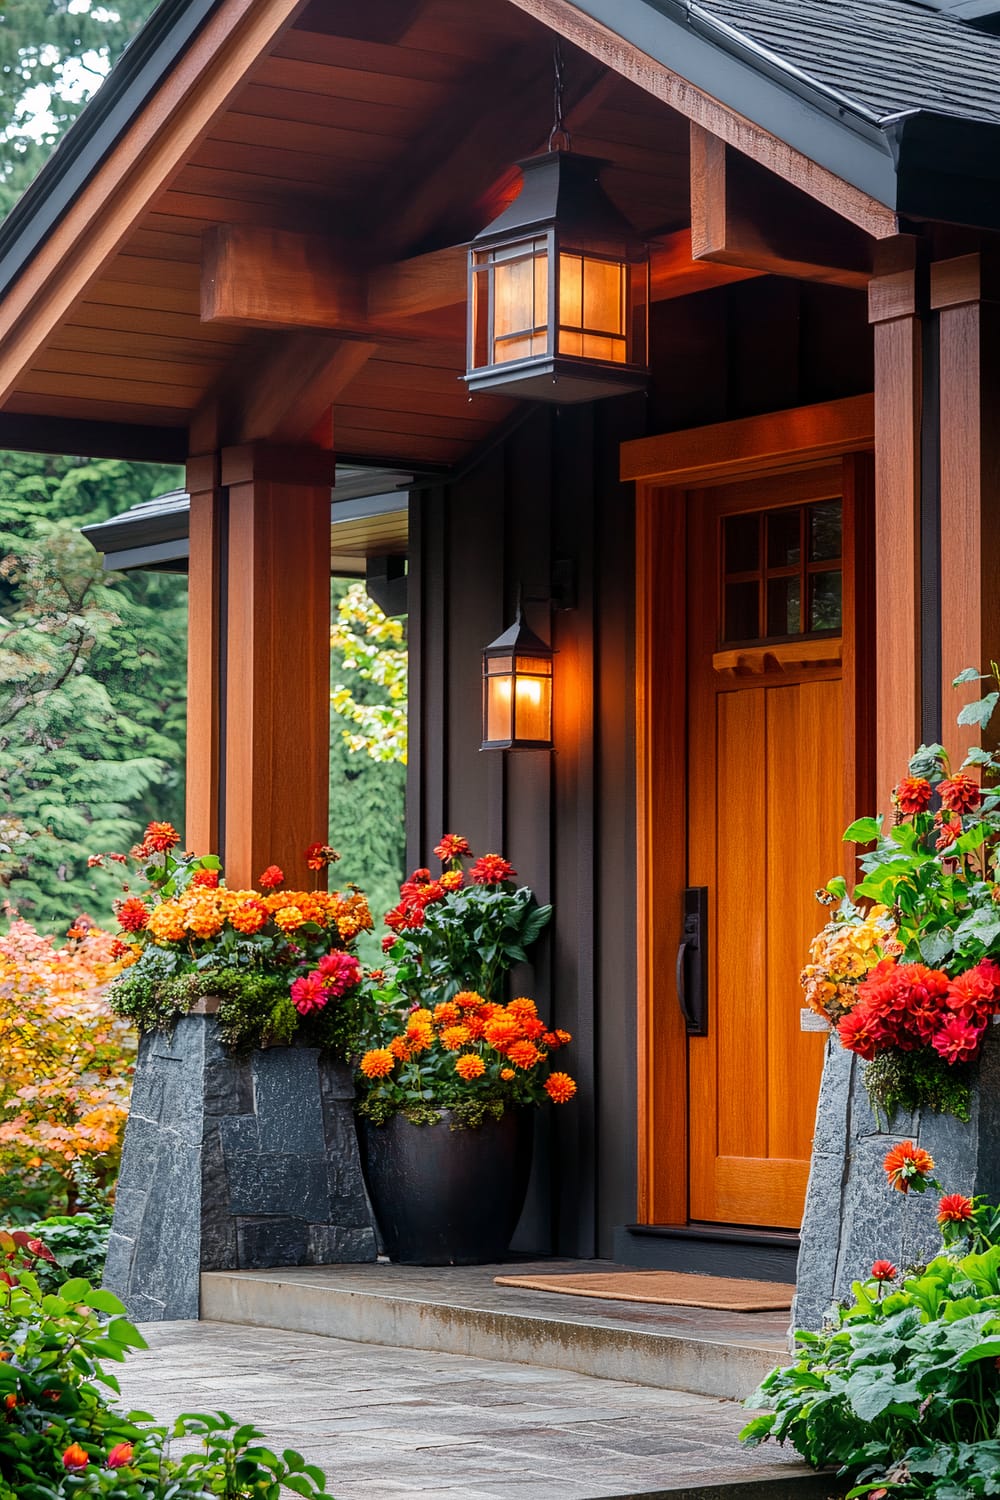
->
[358, 1094, 506, 1130]
[0, 1235, 336, 1498]
[330, 581, 407, 764]
[0, 0, 158, 219]
[0, 453, 186, 929]
[864, 1049, 974, 1124]
[18, 1212, 110, 1288]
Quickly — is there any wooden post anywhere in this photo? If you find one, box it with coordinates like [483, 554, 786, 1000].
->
[220, 443, 333, 890]
[185, 450, 223, 857]
[868, 244, 923, 804]
[931, 253, 1000, 770]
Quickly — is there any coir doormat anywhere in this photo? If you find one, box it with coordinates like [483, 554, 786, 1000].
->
[493, 1270, 794, 1311]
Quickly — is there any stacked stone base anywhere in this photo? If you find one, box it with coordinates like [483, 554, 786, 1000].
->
[794, 1025, 1000, 1330]
[105, 1014, 375, 1321]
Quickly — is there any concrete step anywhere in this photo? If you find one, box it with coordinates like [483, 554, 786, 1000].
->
[200, 1260, 792, 1401]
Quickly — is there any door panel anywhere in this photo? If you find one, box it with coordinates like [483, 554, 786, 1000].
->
[685, 473, 849, 1230]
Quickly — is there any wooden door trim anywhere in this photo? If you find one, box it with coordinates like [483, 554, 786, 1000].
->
[633, 402, 875, 1227]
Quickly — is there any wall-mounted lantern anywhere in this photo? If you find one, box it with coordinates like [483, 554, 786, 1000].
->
[481, 609, 555, 750]
[465, 148, 650, 404]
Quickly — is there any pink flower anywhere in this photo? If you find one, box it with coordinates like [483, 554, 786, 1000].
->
[290, 972, 329, 1015]
[316, 950, 361, 997]
[932, 1016, 985, 1065]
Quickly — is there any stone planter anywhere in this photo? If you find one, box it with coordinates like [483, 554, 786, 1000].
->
[104, 1010, 376, 1321]
[360, 1108, 534, 1265]
[794, 1022, 1000, 1330]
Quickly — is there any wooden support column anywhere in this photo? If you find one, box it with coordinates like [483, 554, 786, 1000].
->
[868, 244, 924, 804]
[931, 253, 1000, 769]
[220, 443, 334, 890]
[185, 449, 224, 857]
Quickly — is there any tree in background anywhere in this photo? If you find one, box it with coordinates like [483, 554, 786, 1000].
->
[0, 0, 157, 216]
[330, 582, 407, 942]
[0, 453, 187, 927]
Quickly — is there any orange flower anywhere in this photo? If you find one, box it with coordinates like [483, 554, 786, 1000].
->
[463, 1014, 487, 1040]
[555, 1029, 572, 1046]
[884, 1139, 936, 1194]
[937, 1192, 975, 1225]
[434, 834, 471, 861]
[894, 777, 931, 816]
[545, 1072, 577, 1103]
[484, 1013, 523, 1052]
[440, 870, 463, 891]
[360, 1048, 395, 1079]
[506, 1039, 542, 1070]
[454, 1053, 486, 1081]
[454, 990, 485, 1010]
[389, 1036, 411, 1061]
[273, 905, 305, 932]
[433, 1002, 462, 1027]
[106, 1442, 134, 1469]
[500, 1068, 515, 1081]
[258, 864, 284, 889]
[938, 773, 981, 814]
[470, 853, 516, 885]
[144, 821, 180, 853]
[441, 1025, 472, 1051]
[146, 904, 187, 944]
[507, 997, 538, 1021]
[115, 897, 150, 934]
[191, 869, 219, 889]
[519, 1016, 547, 1041]
[184, 901, 224, 940]
[62, 1444, 89, 1472]
[230, 900, 268, 935]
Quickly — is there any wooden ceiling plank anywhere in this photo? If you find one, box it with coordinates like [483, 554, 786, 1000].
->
[4, 391, 191, 426]
[231, 83, 421, 139]
[335, 405, 495, 440]
[20, 369, 203, 407]
[258, 55, 449, 110]
[271, 27, 467, 83]
[0, 0, 324, 407]
[335, 428, 467, 464]
[52, 325, 241, 361]
[31, 347, 214, 389]
[72, 300, 251, 342]
[206, 112, 401, 165]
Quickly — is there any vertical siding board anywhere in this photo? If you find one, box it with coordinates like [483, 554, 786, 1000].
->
[405, 486, 426, 872]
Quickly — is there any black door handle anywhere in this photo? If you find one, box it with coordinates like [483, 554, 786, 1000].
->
[676, 887, 709, 1036]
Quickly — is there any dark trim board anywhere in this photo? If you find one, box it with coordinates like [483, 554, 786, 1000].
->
[613, 1224, 800, 1283]
[0, 414, 187, 462]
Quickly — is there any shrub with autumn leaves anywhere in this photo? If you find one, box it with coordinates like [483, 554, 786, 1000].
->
[801, 667, 1000, 1121]
[102, 823, 372, 1055]
[0, 913, 134, 1213]
[356, 836, 573, 1127]
[742, 1142, 1000, 1499]
[0, 1232, 335, 1499]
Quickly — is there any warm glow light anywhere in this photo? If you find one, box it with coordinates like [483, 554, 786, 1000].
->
[482, 637, 554, 750]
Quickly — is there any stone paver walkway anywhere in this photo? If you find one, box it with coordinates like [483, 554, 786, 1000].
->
[116, 1320, 816, 1499]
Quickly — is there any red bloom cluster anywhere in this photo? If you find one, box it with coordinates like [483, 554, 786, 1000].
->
[257, 865, 284, 890]
[191, 869, 220, 889]
[838, 958, 1000, 1067]
[434, 834, 471, 861]
[305, 842, 339, 871]
[894, 776, 932, 816]
[290, 949, 362, 1016]
[470, 853, 516, 885]
[115, 896, 151, 934]
[938, 773, 982, 814]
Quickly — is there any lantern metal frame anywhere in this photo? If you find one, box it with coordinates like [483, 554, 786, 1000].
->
[465, 149, 650, 404]
[481, 608, 556, 751]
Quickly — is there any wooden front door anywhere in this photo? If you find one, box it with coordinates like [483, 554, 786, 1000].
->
[683, 462, 869, 1229]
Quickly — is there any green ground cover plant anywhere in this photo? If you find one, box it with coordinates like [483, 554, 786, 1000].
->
[742, 1145, 1000, 1497]
[0, 1232, 336, 1499]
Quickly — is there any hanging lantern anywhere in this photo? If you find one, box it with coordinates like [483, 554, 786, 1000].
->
[481, 610, 555, 750]
[465, 148, 650, 403]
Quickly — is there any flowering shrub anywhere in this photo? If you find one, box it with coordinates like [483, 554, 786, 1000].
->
[741, 1144, 1000, 1499]
[103, 823, 371, 1055]
[0, 914, 134, 1208]
[358, 991, 575, 1127]
[802, 667, 1000, 1120]
[0, 1233, 335, 1498]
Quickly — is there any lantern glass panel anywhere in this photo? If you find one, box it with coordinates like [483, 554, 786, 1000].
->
[471, 256, 490, 370]
[558, 252, 628, 364]
[513, 653, 553, 743]
[485, 238, 550, 367]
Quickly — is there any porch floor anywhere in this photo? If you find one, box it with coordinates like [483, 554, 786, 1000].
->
[118, 1318, 833, 1500]
[199, 1259, 791, 1402]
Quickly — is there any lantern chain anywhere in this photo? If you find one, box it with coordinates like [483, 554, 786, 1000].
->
[548, 40, 572, 152]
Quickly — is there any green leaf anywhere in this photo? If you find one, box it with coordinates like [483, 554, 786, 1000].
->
[958, 692, 1000, 730]
[55, 1277, 91, 1303]
[844, 816, 882, 844]
[85, 1289, 127, 1316]
[953, 667, 985, 685]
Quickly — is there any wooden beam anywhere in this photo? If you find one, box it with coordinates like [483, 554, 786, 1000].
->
[0, 0, 311, 407]
[504, 0, 898, 240]
[0, 410, 186, 461]
[221, 442, 333, 890]
[232, 333, 375, 444]
[690, 126, 873, 289]
[868, 238, 923, 806]
[931, 252, 1000, 770]
[620, 393, 874, 485]
[185, 449, 224, 860]
[202, 225, 366, 333]
[366, 245, 467, 325]
[649, 228, 762, 300]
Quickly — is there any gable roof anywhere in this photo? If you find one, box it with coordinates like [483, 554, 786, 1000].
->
[700, 0, 1000, 126]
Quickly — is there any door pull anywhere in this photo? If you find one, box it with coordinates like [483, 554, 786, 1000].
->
[676, 886, 709, 1036]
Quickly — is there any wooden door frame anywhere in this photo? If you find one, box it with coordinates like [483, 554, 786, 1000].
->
[625, 395, 875, 1226]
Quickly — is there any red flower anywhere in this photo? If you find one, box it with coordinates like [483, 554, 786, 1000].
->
[884, 1140, 936, 1193]
[290, 972, 329, 1016]
[62, 1444, 89, 1472]
[937, 1193, 975, 1226]
[257, 865, 284, 890]
[870, 1260, 898, 1281]
[938, 773, 981, 814]
[434, 834, 471, 862]
[87, 853, 104, 868]
[191, 869, 219, 889]
[470, 853, 516, 885]
[947, 961, 1000, 1026]
[837, 1006, 880, 1060]
[115, 896, 150, 933]
[106, 1442, 134, 1469]
[305, 842, 339, 871]
[932, 1016, 985, 1065]
[316, 950, 361, 996]
[144, 821, 180, 853]
[894, 777, 932, 816]
[381, 934, 396, 953]
[935, 811, 963, 849]
[110, 939, 132, 959]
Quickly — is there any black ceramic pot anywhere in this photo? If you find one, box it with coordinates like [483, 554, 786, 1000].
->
[360, 1108, 534, 1265]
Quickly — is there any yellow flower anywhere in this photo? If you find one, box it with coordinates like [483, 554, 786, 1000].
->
[273, 905, 305, 932]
